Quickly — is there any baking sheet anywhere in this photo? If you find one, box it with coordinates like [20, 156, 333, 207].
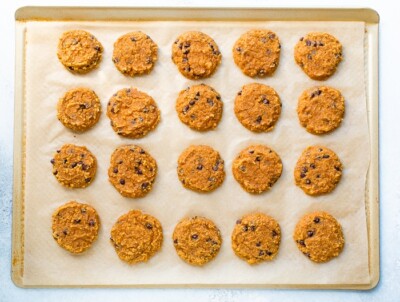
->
[22, 20, 370, 286]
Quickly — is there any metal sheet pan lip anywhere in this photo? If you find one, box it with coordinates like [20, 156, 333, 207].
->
[15, 6, 380, 23]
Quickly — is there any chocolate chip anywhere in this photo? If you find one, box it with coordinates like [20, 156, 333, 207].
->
[183, 49, 190, 55]
[81, 164, 89, 171]
[313, 217, 320, 223]
[73, 219, 81, 224]
[85, 178, 91, 183]
[255, 116, 262, 124]
[113, 58, 119, 63]
[81, 208, 87, 214]
[216, 95, 221, 100]
[118, 160, 123, 164]
[236, 47, 242, 52]
[139, 149, 146, 154]
[197, 164, 203, 170]
[307, 54, 313, 60]
[243, 225, 248, 232]
[334, 166, 341, 171]
[135, 167, 143, 175]
[259, 250, 265, 256]
[262, 98, 269, 105]
[236, 219, 242, 225]
[70, 162, 77, 168]
[272, 230, 278, 237]
[256, 242, 261, 247]
[131, 37, 136, 42]
[239, 166, 246, 172]
[300, 173, 306, 178]
[126, 88, 131, 93]
[298, 240, 305, 246]
[119, 179, 125, 185]
[189, 100, 196, 106]
[63, 229, 68, 235]
[307, 230, 314, 237]
[302, 167, 308, 173]
[322, 154, 330, 158]
[141, 182, 149, 189]
[88, 219, 95, 227]
[250, 225, 256, 231]
[305, 179, 311, 184]
[238, 91, 242, 96]
[173, 239, 178, 244]
[255, 156, 261, 162]
[53, 170, 58, 175]
[63, 159, 67, 164]
[184, 42, 190, 48]
[212, 164, 219, 171]
[178, 43, 183, 49]
[305, 40, 311, 46]
[261, 37, 267, 43]
[146, 223, 153, 229]
[249, 150, 254, 154]
[182, 57, 188, 63]
[310, 163, 316, 169]
[318, 148, 323, 152]
[191, 234, 198, 240]
[300, 37, 304, 41]
[269, 34, 276, 39]
[50, 159, 55, 165]
[56, 150, 61, 153]
[185, 66, 191, 72]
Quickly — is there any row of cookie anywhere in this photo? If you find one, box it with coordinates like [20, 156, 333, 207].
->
[57, 29, 342, 81]
[51, 144, 343, 197]
[53, 201, 345, 265]
[58, 84, 345, 136]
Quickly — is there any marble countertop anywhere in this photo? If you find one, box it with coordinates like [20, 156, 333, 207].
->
[1, 0, 399, 301]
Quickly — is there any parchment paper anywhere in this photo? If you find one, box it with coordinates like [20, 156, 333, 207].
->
[23, 20, 370, 286]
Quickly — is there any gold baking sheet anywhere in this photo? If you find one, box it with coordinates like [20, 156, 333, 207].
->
[12, 7, 379, 289]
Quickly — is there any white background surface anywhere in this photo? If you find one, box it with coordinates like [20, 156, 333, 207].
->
[0, 0, 399, 301]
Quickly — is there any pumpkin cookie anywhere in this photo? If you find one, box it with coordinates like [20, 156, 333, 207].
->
[107, 88, 160, 139]
[176, 84, 223, 131]
[173, 216, 222, 266]
[108, 145, 157, 198]
[297, 86, 345, 135]
[232, 213, 281, 264]
[293, 211, 345, 263]
[57, 30, 103, 74]
[51, 144, 97, 188]
[177, 145, 225, 193]
[110, 210, 163, 264]
[52, 201, 100, 254]
[234, 83, 281, 132]
[57, 87, 101, 132]
[233, 29, 281, 77]
[172, 31, 222, 80]
[112, 31, 158, 77]
[294, 32, 343, 80]
[294, 145, 343, 196]
[232, 145, 282, 194]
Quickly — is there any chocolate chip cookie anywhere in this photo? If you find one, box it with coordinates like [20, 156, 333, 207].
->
[234, 83, 281, 132]
[233, 29, 281, 77]
[176, 84, 223, 131]
[51, 144, 97, 188]
[57, 30, 103, 74]
[232, 145, 282, 194]
[294, 145, 343, 196]
[232, 213, 281, 264]
[108, 145, 157, 198]
[293, 211, 345, 263]
[110, 210, 163, 264]
[112, 31, 158, 77]
[57, 87, 101, 132]
[107, 88, 160, 139]
[177, 145, 225, 193]
[294, 32, 343, 80]
[173, 216, 222, 266]
[172, 31, 222, 79]
[52, 201, 100, 254]
[297, 86, 345, 135]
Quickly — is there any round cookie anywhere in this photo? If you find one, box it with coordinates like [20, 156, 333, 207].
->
[297, 86, 345, 135]
[172, 31, 222, 80]
[232, 145, 282, 194]
[293, 211, 345, 263]
[232, 213, 281, 264]
[176, 84, 223, 131]
[294, 145, 343, 196]
[112, 31, 158, 77]
[294, 32, 343, 80]
[51, 144, 97, 188]
[57, 87, 101, 132]
[234, 83, 281, 132]
[57, 30, 103, 74]
[233, 29, 281, 77]
[110, 210, 163, 264]
[52, 201, 100, 254]
[107, 88, 160, 139]
[108, 145, 157, 198]
[177, 145, 225, 193]
[173, 216, 222, 266]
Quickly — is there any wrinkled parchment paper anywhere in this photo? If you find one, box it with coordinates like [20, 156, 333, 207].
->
[23, 20, 370, 286]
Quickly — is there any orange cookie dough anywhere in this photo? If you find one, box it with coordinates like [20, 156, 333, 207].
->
[57, 87, 101, 132]
[176, 84, 223, 131]
[108, 145, 157, 198]
[173, 216, 222, 266]
[297, 86, 345, 135]
[52, 201, 100, 254]
[294, 145, 343, 196]
[294, 32, 343, 80]
[110, 210, 163, 264]
[293, 211, 345, 263]
[232, 213, 281, 264]
[233, 29, 281, 77]
[107, 88, 160, 139]
[172, 31, 222, 79]
[232, 145, 282, 194]
[51, 144, 97, 188]
[57, 30, 103, 74]
[177, 145, 225, 193]
[112, 31, 158, 77]
[234, 83, 281, 132]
